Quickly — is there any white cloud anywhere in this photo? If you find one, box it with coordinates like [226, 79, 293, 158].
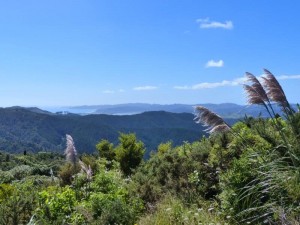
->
[276, 75, 300, 80]
[196, 18, 233, 29]
[174, 77, 246, 90]
[205, 60, 224, 68]
[133, 86, 158, 91]
[174, 73, 300, 91]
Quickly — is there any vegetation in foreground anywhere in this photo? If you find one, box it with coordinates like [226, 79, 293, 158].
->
[0, 69, 300, 224]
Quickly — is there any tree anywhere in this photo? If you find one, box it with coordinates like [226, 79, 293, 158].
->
[96, 139, 115, 161]
[115, 133, 145, 176]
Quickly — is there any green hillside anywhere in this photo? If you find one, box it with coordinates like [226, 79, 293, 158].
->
[0, 107, 236, 156]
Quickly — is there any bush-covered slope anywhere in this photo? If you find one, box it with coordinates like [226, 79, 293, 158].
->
[0, 108, 232, 155]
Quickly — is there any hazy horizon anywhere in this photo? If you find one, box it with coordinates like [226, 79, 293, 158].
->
[0, 102, 260, 108]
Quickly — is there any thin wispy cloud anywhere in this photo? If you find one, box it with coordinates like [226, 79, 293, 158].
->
[174, 74, 300, 91]
[103, 89, 125, 94]
[174, 77, 246, 90]
[196, 18, 233, 30]
[277, 75, 300, 80]
[205, 60, 224, 68]
[133, 86, 158, 91]
[103, 90, 115, 94]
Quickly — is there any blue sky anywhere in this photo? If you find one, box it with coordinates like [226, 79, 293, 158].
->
[1, 0, 300, 107]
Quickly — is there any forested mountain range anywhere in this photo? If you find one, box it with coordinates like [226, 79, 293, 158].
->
[63, 103, 292, 117]
[1, 102, 293, 156]
[0, 106, 238, 157]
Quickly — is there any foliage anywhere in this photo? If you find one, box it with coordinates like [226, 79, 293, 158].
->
[137, 195, 226, 225]
[157, 141, 172, 155]
[216, 70, 300, 224]
[115, 133, 145, 176]
[131, 140, 219, 204]
[31, 157, 143, 225]
[96, 139, 115, 161]
[58, 162, 80, 186]
[35, 185, 89, 224]
[88, 159, 143, 224]
[0, 181, 38, 225]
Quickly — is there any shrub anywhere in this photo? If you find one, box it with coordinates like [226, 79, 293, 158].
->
[59, 162, 80, 186]
[137, 194, 225, 225]
[115, 133, 145, 176]
[35, 186, 84, 224]
[0, 181, 38, 225]
[131, 140, 219, 205]
[96, 139, 115, 161]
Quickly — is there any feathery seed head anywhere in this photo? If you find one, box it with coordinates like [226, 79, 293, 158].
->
[208, 124, 231, 134]
[194, 106, 230, 134]
[262, 69, 289, 108]
[79, 160, 93, 181]
[243, 84, 266, 105]
[245, 72, 269, 102]
[65, 134, 77, 165]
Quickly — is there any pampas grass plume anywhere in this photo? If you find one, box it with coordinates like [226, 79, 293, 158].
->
[65, 134, 77, 165]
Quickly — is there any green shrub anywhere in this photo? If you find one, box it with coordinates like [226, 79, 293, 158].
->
[35, 186, 84, 224]
[131, 140, 219, 205]
[137, 195, 226, 225]
[0, 181, 38, 225]
[59, 162, 80, 186]
[115, 133, 145, 176]
[96, 139, 115, 162]
[0, 170, 14, 183]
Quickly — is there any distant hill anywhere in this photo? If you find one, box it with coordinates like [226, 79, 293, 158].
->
[8, 106, 54, 115]
[0, 107, 238, 157]
[66, 103, 292, 118]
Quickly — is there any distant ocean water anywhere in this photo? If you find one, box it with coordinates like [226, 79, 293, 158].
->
[41, 106, 96, 114]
